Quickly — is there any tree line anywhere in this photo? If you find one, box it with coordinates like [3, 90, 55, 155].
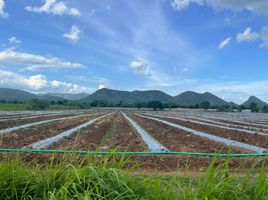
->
[0, 99, 267, 112]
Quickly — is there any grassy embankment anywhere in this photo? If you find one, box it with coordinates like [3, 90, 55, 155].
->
[0, 103, 80, 111]
[0, 154, 267, 200]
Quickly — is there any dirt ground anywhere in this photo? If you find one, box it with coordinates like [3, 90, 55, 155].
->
[0, 114, 77, 130]
[128, 114, 250, 153]
[100, 112, 148, 152]
[0, 151, 266, 172]
[150, 115, 268, 149]
[53, 112, 148, 152]
[0, 114, 101, 148]
[182, 116, 268, 134]
[211, 118, 268, 129]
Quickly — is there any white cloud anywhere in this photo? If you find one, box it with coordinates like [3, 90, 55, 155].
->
[129, 60, 145, 69]
[235, 27, 268, 48]
[0, 49, 84, 71]
[25, 0, 81, 16]
[171, 0, 268, 15]
[9, 37, 21, 44]
[63, 25, 81, 42]
[236, 27, 259, 42]
[98, 84, 106, 89]
[129, 60, 152, 76]
[129, 60, 177, 87]
[0, 70, 91, 93]
[218, 37, 231, 49]
[195, 80, 268, 103]
[171, 0, 191, 10]
[259, 26, 268, 48]
[181, 67, 190, 72]
[0, 0, 8, 18]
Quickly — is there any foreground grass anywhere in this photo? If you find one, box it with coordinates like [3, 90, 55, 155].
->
[0, 155, 267, 200]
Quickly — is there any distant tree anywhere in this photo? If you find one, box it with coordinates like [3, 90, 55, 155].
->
[249, 102, 259, 112]
[263, 106, 268, 113]
[200, 101, 211, 110]
[117, 101, 123, 107]
[163, 102, 175, 109]
[90, 100, 108, 107]
[27, 99, 49, 110]
[147, 101, 164, 110]
[135, 102, 144, 109]
[239, 105, 246, 111]
[217, 105, 231, 112]
[90, 100, 99, 107]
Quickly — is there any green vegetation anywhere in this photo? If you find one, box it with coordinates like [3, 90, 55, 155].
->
[1, 87, 268, 112]
[263, 106, 268, 113]
[146, 101, 164, 110]
[0, 103, 29, 111]
[0, 155, 267, 199]
[249, 102, 260, 113]
[0, 99, 91, 111]
[200, 101, 211, 110]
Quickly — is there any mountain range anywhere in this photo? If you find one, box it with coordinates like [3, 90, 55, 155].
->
[0, 87, 267, 107]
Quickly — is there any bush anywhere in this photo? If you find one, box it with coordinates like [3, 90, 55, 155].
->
[263, 106, 268, 113]
[200, 101, 211, 110]
[27, 99, 49, 110]
[249, 102, 259, 112]
[147, 101, 164, 110]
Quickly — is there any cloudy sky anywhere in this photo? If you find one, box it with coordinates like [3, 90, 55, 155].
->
[0, 0, 268, 103]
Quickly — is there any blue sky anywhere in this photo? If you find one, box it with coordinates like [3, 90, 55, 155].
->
[0, 0, 268, 103]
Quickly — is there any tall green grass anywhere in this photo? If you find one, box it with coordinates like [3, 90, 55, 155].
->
[0, 154, 267, 200]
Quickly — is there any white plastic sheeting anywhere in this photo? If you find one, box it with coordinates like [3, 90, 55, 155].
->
[29, 113, 113, 149]
[144, 113, 267, 136]
[0, 114, 89, 136]
[202, 115, 268, 128]
[183, 115, 268, 132]
[136, 114, 267, 153]
[123, 113, 169, 152]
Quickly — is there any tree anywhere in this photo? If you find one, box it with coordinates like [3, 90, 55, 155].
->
[239, 105, 246, 111]
[263, 106, 268, 113]
[135, 102, 144, 109]
[249, 102, 259, 112]
[27, 99, 49, 110]
[147, 101, 164, 110]
[200, 101, 210, 110]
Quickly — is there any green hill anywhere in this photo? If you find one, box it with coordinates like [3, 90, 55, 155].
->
[0, 88, 36, 102]
[82, 88, 173, 104]
[46, 93, 89, 100]
[173, 91, 228, 106]
[1, 87, 267, 108]
[242, 96, 268, 108]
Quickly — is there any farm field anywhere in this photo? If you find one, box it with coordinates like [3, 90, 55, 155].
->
[0, 109, 267, 171]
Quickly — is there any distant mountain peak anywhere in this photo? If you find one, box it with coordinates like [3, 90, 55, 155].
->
[1, 87, 267, 107]
[242, 95, 267, 107]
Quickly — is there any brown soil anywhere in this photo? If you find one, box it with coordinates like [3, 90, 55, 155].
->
[0, 114, 76, 130]
[128, 114, 249, 153]
[150, 115, 268, 149]
[210, 118, 268, 130]
[0, 114, 101, 148]
[0, 152, 266, 172]
[184, 116, 268, 134]
[53, 112, 147, 151]
[102, 112, 147, 151]
[53, 114, 115, 150]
